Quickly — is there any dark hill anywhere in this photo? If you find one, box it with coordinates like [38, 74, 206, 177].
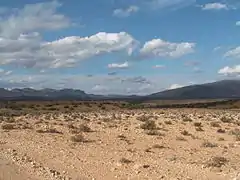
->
[148, 80, 240, 99]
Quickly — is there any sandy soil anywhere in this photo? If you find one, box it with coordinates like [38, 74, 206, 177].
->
[0, 108, 240, 180]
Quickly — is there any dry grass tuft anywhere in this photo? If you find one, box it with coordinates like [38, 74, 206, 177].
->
[220, 116, 233, 123]
[119, 158, 133, 164]
[1, 123, 14, 130]
[118, 135, 127, 140]
[137, 115, 149, 122]
[195, 127, 204, 132]
[193, 122, 202, 127]
[210, 121, 221, 127]
[229, 128, 240, 141]
[218, 137, 225, 141]
[164, 120, 172, 125]
[146, 130, 164, 136]
[79, 124, 93, 132]
[176, 136, 187, 141]
[152, 144, 165, 149]
[19, 124, 33, 130]
[140, 120, 158, 130]
[202, 141, 218, 148]
[217, 129, 225, 133]
[36, 128, 62, 134]
[229, 128, 240, 136]
[181, 130, 191, 136]
[117, 134, 132, 144]
[70, 134, 87, 143]
[206, 156, 228, 168]
[182, 117, 193, 122]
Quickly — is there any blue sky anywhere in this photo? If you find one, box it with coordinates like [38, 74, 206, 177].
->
[0, 0, 240, 94]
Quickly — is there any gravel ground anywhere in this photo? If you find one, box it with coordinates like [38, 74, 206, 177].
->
[0, 108, 240, 180]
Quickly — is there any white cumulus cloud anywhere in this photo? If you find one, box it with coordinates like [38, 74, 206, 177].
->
[218, 65, 240, 76]
[201, 3, 228, 10]
[0, 0, 197, 73]
[153, 65, 165, 68]
[108, 62, 129, 69]
[224, 47, 240, 59]
[0, 32, 137, 69]
[92, 84, 109, 92]
[113, 5, 139, 18]
[140, 39, 195, 58]
[168, 84, 183, 90]
[43, 32, 136, 68]
[236, 21, 240, 26]
[0, 1, 71, 38]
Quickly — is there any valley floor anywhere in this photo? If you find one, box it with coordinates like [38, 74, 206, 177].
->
[0, 108, 240, 180]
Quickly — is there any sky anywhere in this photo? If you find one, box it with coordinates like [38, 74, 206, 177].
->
[0, 0, 240, 95]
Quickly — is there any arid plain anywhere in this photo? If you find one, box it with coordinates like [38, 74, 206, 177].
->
[0, 101, 240, 180]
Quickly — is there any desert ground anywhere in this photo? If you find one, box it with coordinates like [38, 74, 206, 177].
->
[0, 101, 240, 180]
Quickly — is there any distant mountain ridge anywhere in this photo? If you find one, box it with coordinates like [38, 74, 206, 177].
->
[0, 80, 240, 100]
[0, 88, 89, 100]
[148, 80, 240, 100]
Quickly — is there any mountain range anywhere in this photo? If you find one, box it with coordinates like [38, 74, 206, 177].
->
[148, 80, 240, 100]
[0, 80, 240, 101]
